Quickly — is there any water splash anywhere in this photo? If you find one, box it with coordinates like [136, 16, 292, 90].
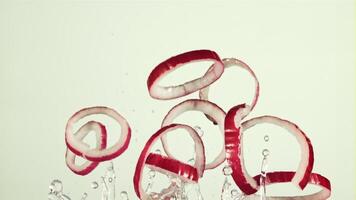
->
[101, 162, 116, 200]
[145, 169, 156, 193]
[259, 149, 269, 200]
[48, 179, 71, 200]
[221, 166, 244, 200]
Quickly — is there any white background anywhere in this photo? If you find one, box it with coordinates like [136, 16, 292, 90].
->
[0, 1, 354, 199]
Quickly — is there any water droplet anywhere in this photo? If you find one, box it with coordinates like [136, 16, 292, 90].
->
[262, 149, 270, 157]
[81, 193, 88, 200]
[49, 179, 63, 193]
[154, 149, 161, 155]
[108, 177, 113, 182]
[223, 166, 233, 176]
[49, 185, 55, 193]
[120, 191, 129, 200]
[149, 170, 156, 178]
[193, 126, 204, 137]
[231, 189, 239, 197]
[187, 158, 195, 165]
[91, 181, 99, 189]
[264, 135, 269, 142]
[107, 162, 114, 170]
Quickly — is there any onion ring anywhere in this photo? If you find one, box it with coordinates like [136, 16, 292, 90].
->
[246, 172, 331, 200]
[65, 121, 107, 175]
[147, 49, 224, 100]
[161, 99, 226, 169]
[133, 124, 205, 200]
[199, 58, 259, 124]
[65, 106, 131, 162]
[145, 153, 199, 182]
[225, 104, 314, 194]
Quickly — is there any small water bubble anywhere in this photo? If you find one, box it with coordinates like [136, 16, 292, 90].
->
[231, 189, 239, 197]
[154, 149, 161, 155]
[49, 185, 55, 193]
[49, 179, 63, 193]
[262, 149, 270, 157]
[108, 177, 113, 183]
[223, 166, 233, 176]
[107, 162, 114, 170]
[193, 126, 204, 137]
[149, 170, 156, 178]
[264, 135, 269, 142]
[120, 191, 129, 200]
[81, 193, 88, 200]
[91, 181, 99, 189]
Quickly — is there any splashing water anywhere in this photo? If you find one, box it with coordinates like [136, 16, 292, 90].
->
[48, 179, 71, 200]
[101, 162, 116, 200]
[145, 169, 156, 193]
[259, 149, 269, 200]
[221, 166, 244, 200]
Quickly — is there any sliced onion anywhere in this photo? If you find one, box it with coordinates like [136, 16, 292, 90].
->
[145, 153, 199, 182]
[161, 99, 226, 169]
[133, 124, 205, 200]
[65, 121, 107, 175]
[248, 172, 331, 200]
[225, 104, 314, 195]
[65, 106, 131, 162]
[147, 49, 224, 100]
[199, 58, 259, 123]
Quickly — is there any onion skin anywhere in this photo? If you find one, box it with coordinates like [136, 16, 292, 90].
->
[199, 58, 260, 124]
[65, 106, 131, 162]
[161, 99, 226, 170]
[242, 116, 314, 191]
[225, 104, 314, 195]
[225, 104, 257, 194]
[65, 121, 107, 176]
[147, 49, 224, 100]
[252, 172, 331, 200]
[133, 124, 205, 200]
[145, 153, 199, 182]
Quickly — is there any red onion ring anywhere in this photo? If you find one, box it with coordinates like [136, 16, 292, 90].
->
[161, 99, 226, 169]
[225, 104, 314, 195]
[249, 172, 331, 200]
[145, 153, 199, 182]
[65, 121, 107, 175]
[133, 124, 205, 200]
[65, 106, 131, 162]
[199, 58, 259, 124]
[147, 50, 224, 100]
